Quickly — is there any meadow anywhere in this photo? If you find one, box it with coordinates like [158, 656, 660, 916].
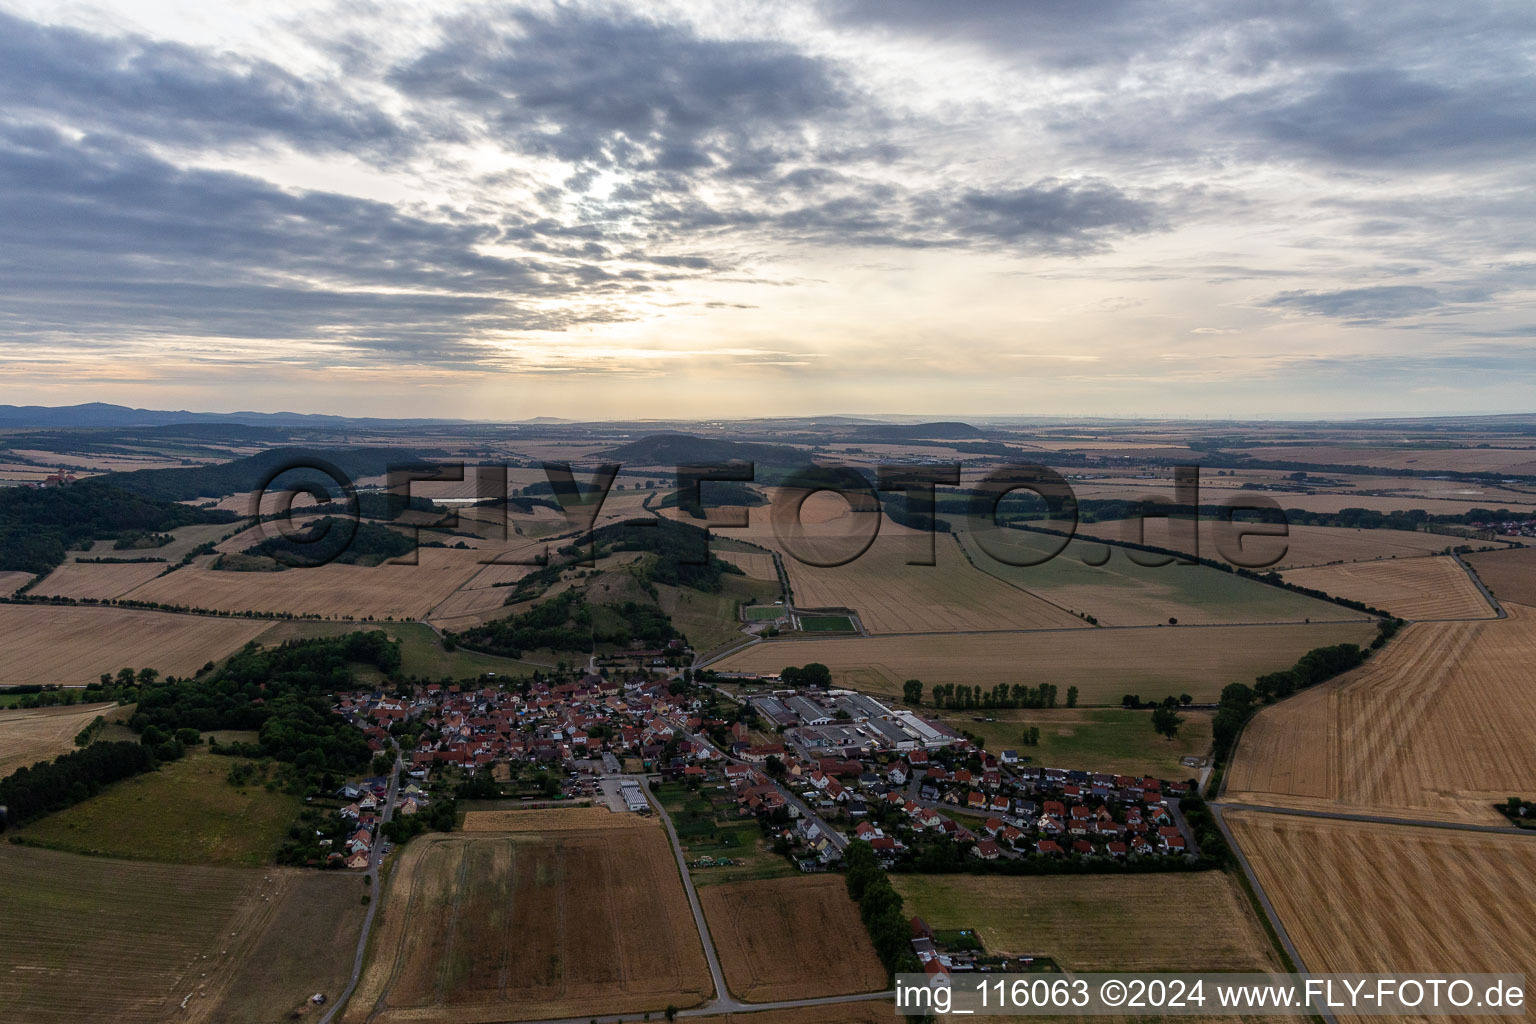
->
[956, 525, 1350, 626]
[931, 707, 1213, 779]
[890, 872, 1279, 971]
[19, 746, 303, 866]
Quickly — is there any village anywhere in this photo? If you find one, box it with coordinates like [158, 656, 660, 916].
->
[330, 665, 1201, 875]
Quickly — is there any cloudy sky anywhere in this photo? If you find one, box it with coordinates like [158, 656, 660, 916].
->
[1, 0, 1533, 419]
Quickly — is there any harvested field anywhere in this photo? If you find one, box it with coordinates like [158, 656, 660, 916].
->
[716, 620, 1377, 705]
[0, 605, 268, 683]
[0, 701, 126, 777]
[1233, 444, 1536, 475]
[0, 569, 35, 593]
[1464, 546, 1536, 607]
[30, 560, 168, 599]
[891, 872, 1278, 971]
[699, 876, 887, 1002]
[460, 806, 652, 831]
[120, 548, 485, 619]
[1282, 557, 1495, 620]
[717, 549, 778, 580]
[1227, 811, 1536, 1009]
[207, 871, 369, 1023]
[0, 843, 352, 1024]
[346, 826, 711, 1023]
[1074, 520, 1477, 570]
[1225, 607, 1536, 824]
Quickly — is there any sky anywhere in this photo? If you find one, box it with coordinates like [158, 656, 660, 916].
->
[0, 0, 1533, 420]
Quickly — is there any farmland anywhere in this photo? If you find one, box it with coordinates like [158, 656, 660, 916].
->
[890, 872, 1279, 971]
[715, 620, 1377, 705]
[931, 708, 1213, 780]
[1226, 812, 1536, 987]
[777, 524, 1087, 634]
[955, 526, 1351, 626]
[18, 746, 302, 867]
[30, 559, 168, 599]
[1464, 546, 1536, 607]
[1224, 609, 1536, 824]
[1282, 556, 1495, 620]
[0, 605, 269, 683]
[1073, 519, 1481, 570]
[0, 701, 126, 778]
[0, 843, 358, 1024]
[119, 547, 486, 619]
[699, 876, 887, 1002]
[729, 503, 1087, 634]
[346, 824, 712, 1023]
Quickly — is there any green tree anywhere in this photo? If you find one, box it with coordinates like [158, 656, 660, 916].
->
[1152, 705, 1184, 739]
[902, 679, 924, 706]
[1065, 685, 1078, 708]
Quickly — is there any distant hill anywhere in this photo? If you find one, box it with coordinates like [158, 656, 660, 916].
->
[0, 402, 470, 430]
[851, 421, 984, 441]
[99, 447, 437, 502]
[0, 479, 237, 574]
[601, 433, 809, 467]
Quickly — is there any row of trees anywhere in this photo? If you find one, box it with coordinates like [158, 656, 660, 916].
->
[843, 841, 922, 979]
[926, 682, 1071, 710]
[1211, 641, 1370, 762]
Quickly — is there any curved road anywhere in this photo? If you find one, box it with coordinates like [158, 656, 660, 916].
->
[320, 748, 401, 1024]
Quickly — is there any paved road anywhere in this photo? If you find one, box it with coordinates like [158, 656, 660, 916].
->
[633, 774, 735, 1012]
[478, 988, 897, 1024]
[1207, 802, 1339, 1024]
[320, 749, 401, 1024]
[1216, 801, 1536, 837]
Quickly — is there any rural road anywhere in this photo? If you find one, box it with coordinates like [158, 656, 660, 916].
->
[634, 774, 736, 1012]
[1215, 801, 1535, 837]
[320, 747, 401, 1024]
[1207, 802, 1340, 1024]
[478, 988, 897, 1024]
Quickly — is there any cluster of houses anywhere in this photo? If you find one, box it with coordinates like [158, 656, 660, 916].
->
[331, 673, 1196, 871]
[335, 672, 721, 778]
[1470, 514, 1536, 538]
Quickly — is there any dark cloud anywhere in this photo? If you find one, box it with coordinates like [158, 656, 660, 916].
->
[1215, 67, 1536, 167]
[1264, 285, 1443, 321]
[0, 10, 404, 153]
[391, 8, 857, 174]
[0, 123, 646, 362]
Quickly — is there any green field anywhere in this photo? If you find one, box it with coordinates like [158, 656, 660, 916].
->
[744, 605, 785, 620]
[17, 746, 301, 867]
[654, 782, 797, 886]
[928, 707, 1212, 780]
[797, 614, 856, 632]
[955, 525, 1354, 627]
